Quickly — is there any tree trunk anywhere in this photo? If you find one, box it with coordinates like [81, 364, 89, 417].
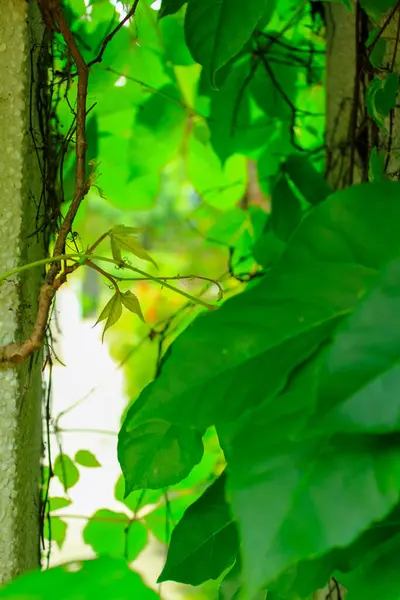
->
[325, 0, 359, 188]
[326, 0, 400, 189]
[0, 0, 46, 583]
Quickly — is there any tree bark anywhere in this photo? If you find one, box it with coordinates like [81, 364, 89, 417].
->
[325, 0, 359, 188]
[0, 0, 46, 583]
[326, 0, 400, 189]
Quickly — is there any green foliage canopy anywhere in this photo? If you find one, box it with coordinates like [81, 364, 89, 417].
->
[4, 0, 400, 599]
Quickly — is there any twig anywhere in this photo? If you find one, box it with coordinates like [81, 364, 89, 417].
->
[367, 0, 400, 55]
[87, 0, 140, 68]
[0, 2, 141, 365]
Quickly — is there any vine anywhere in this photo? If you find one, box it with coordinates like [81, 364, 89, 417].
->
[0, 0, 218, 366]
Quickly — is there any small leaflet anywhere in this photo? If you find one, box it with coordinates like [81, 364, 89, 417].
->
[121, 290, 145, 323]
[95, 293, 123, 341]
[109, 225, 158, 269]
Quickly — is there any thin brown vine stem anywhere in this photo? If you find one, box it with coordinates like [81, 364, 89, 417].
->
[85, 259, 120, 293]
[367, 0, 400, 55]
[55, 427, 117, 436]
[93, 271, 223, 298]
[348, 1, 362, 186]
[0, 1, 142, 366]
[46, 7, 89, 284]
[86, 230, 112, 254]
[88, 0, 140, 68]
[263, 0, 308, 52]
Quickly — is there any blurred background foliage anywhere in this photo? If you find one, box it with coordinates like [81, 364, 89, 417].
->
[40, 0, 326, 597]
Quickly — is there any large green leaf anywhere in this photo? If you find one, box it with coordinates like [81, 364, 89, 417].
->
[118, 182, 400, 492]
[83, 509, 148, 562]
[158, 473, 238, 585]
[118, 419, 204, 494]
[219, 557, 267, 600]
[271, 502, 400, 598]
[315, 257, 400, 430]
[97, 110, 161, 209]
[225, 257, 400, 596]
[361, 0, 398, 20]
[340, 533, 400, 600]
[159, 0, 187, 18]
[283, 155, 332, 206]
[159, 13, 195, 66]
[185, 0, 276, 84]
[250, 54, 298, 121]
[269, 175, 302, 242]
[198, 60, 276, 162]
[366, 73, 399, 131]
[186, 132, 248, 208]
[129, 86, 188, 177]
[0, 558, 158, 600]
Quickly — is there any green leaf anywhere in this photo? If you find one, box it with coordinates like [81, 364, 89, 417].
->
[158, 473, 238, 585]
[114, 476, 162, 513]
[128, 86, 187, 178]
[186, 131, 248, 208]
[250, 54, 298, 121]
[219, 559, 242, 600]
[369, 37, 387, 68]
[283, 155, 332, 206]
[270, 175, 302, 242]
[83, 509, 147, 562]
[368, 146, 386, 182]
[111, 236, 122, 264]
[118, 419, 204, 494]
[44, 517, 68, 550]
[111, 225, 145, 236]
[224, 358, 384, 595]
[121, 182, 400, 431]
[74, 450, 101, 468]
[207, 209, 248, 246]
[185, 0, 277, 85]
[219, 558, 267, 600]
[144, 495, 196, 543]
[121, 291, 145, 323]
[272, 503, 400, 598]
[361, 0, 398, 21]
[315, 257, 400, 432]
[159, 13, 195, 66]
[53, 454, 80, 492]
[118, 182, 400, 499]
[159, 0, 187, 19]
[198, 59, 275, 162]
[252, 228, 286, 269]
[0, 557, 158, 600]
[366, 73, 399, 131]
[111, 228, 158, 269]
[340, 533, 400, 600]
[95, 293, 123, 342]
[48, 497, 72, 512]
[225, 257, 400, 596]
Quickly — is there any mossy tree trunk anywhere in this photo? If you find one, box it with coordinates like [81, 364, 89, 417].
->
[326, 0, 400, 188]
[0, 0, 47, 584]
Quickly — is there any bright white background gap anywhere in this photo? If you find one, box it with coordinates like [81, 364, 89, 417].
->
[46, 283, 183, 598]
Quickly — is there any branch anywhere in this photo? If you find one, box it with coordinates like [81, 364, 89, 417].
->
[0, 2, 141, 365]
[88, 0, 140, 68]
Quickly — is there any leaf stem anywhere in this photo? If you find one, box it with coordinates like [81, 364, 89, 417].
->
[0, 253, 216, 310]
[88, 255, 216, 310]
